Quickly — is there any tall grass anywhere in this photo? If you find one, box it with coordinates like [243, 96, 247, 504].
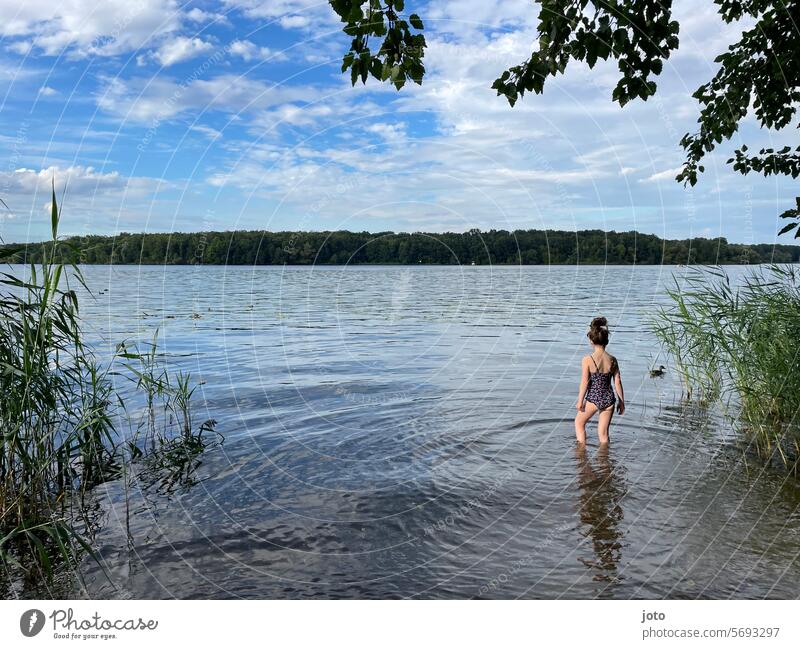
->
[0, 187, 218, 593]
[651, 265, 800, 473]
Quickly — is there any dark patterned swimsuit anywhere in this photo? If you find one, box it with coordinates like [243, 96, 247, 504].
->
[585, 354, 616, 410]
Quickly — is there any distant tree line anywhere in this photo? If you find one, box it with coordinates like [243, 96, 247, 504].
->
[1, 228, 797, 266]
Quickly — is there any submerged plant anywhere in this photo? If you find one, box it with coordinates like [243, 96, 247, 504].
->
[651, 265, 800, 473]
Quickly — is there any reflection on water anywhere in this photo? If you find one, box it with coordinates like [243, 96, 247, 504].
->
[5, 264, 799, 599]
[575, 445, 626, 589]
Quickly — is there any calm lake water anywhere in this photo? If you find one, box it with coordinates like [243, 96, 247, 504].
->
[22, 264, 800, 598]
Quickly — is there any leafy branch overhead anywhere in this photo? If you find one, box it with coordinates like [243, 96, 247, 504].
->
[491, 0, 679, 108]
[331, 0, 426, 90]
[329, 0, 800, 236]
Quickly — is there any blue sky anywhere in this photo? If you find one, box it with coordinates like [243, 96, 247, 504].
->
[0, 0, 796, 244]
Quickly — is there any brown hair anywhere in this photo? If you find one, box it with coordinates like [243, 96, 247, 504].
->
[587, 316, 609, 346]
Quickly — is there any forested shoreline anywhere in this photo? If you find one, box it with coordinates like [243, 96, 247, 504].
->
[2, 228, 798, 265]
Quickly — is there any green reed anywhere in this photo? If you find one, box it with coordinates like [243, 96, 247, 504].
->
[651, 265, 800, 473]
[0, 187, 216, 592]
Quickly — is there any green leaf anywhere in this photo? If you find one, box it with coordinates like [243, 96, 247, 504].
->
[586, 38, 598, 68]
[348, 3, 363, 22]
[409, 13, 423, 30]
[390, 64, 406, 90]
[408, 60, 425, 84]
[341, 52, 354, 72]
[51, 180, 59, 240]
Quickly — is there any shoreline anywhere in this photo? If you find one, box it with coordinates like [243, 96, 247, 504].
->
[2, 262, 797, 267]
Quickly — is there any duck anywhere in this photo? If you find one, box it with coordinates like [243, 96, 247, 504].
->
[649, 365, 666, 378]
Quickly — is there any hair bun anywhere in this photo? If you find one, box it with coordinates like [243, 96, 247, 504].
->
[590, 316, 608, 330]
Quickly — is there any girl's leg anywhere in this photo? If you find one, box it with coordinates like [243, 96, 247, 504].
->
[575, 401, 599, 445]
[597, 405, 614, 445]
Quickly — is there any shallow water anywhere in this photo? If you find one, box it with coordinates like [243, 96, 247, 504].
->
[16, 264, 800, 598]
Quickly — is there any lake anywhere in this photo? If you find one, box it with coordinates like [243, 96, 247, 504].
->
[25, 264, 800, 598]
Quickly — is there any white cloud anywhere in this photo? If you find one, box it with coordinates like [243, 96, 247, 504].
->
[186, 8, 230, 25]
[222, 0, 323, 19]
[150, 37, 215, 67]
[279, 15, 310, 29]
[365, 122, 407, 144]
[37, 86, 58, 97]
[574, 145, 639, 168]
[0, 165, 173, 240]
[190, 124, 223, 140]
[97, 74, 317, 123]
[7, 40, 33, 55]
[228, 39, 278, 62]
[222, 0, 335, 32]
[0, 165, 163, 226]
[641, 167, 683, 183]
[0, 0, 183, 57]
[672, 0, 754, 63]
[1, 165, 152, 195]
[250, 102, 335, 129]
[426, 0, 539, 34]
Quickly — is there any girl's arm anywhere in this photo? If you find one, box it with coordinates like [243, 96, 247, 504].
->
[614, 359, 625, 414]
[576, 357, 589, 411]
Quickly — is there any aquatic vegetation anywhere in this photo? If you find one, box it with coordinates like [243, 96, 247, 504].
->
[651, 265, 800, 473]
[0, 188, 218, 594]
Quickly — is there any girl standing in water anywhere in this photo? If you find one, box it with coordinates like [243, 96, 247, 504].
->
[575, 317, 625, 445]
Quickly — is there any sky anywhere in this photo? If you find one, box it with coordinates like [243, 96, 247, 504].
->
[0, 0, 796, 244]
